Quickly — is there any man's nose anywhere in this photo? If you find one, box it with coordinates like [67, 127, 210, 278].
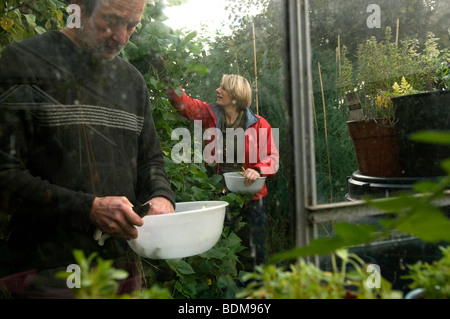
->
[112, 26, 129, 45]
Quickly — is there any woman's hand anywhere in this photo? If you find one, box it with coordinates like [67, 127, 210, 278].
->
[165, 87, 185, 111]
[243, 168, 261, 186]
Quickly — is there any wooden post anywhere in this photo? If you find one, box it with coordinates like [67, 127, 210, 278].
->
[252, 21, 259, 115]
[346, 92, 365, 121]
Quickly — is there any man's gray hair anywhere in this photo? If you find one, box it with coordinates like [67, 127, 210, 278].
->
[71, 0, 100, 15]
[72, 0, 150, 15]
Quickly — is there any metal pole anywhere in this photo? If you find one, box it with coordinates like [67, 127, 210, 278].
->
[252, 21, 259, 115]
[286, 0, 316, 248]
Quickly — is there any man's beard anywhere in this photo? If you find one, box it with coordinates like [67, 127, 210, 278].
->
[96, 39, 124, 59]
[78, 24, 124, 60]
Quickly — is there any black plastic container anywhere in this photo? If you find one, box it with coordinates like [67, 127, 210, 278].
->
[392, 90, 450, 178]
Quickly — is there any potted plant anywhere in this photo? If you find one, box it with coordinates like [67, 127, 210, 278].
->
[345, 90, 401, 178]
[337, 28, 450, 180]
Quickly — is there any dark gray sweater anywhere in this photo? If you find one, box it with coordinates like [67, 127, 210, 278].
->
[0, 31, 175, 272]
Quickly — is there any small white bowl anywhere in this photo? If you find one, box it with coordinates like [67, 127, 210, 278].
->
[127, 201, 228, 260]
[223, 172, 266, 194]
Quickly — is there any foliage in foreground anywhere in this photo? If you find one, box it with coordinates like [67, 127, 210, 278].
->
[56, 250, 171, 299]
[238, 249, 401, 299]
[403, 246, 450, 299]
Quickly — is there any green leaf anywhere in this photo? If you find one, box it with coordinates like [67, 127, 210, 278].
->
[174, 280, 183, 292]
[184, 31, 198, 42]
[441, 159, 450, 174]
[110, 269, 129, 280]
[34, 26, 46, 34]
[203, 247, 227, 259]
[24, 14, 36, 24]
[269, 223, 379, 262]
[209, 174, 223, 185]
[413, 181, 440, 194]
[410, 131, 450, 145]
[174, 86, 184, 96]
[186, 62, 209, 75]
[9, 25, 25, 42]
[334, 222, 379, 243]
[217, 274, 234, 289]
[393, 207, 450, 243]
[0, 17, 14, 30]
[226, 232, 243, 248]
[181, 279, 197, 296]
[167, 259, 195, 275]
[366, 195, 419, 213]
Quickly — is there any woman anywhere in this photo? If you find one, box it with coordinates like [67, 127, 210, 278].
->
[166, 74, 279, 268]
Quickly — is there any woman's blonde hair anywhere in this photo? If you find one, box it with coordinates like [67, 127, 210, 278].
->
[220, 74, 252, 110]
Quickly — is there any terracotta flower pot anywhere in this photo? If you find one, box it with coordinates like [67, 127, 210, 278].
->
[347, 118, 402, 177]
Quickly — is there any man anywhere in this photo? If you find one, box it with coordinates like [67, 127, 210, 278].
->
[0, 0, 175, 297]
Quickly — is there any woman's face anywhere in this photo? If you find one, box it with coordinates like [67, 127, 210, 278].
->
[216, 85, 234, 108]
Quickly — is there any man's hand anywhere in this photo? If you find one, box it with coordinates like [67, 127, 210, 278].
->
[145, 197, 175, 215]
[90, 196, 144, 240]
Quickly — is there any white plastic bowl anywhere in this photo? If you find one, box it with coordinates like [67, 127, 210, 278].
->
[223, 172, 266, 194]
[127, 201, 228, 259]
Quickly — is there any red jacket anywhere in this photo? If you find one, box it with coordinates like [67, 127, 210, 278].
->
[168, 88, 279, 200]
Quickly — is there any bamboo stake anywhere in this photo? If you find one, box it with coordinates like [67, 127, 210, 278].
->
[312, 93, 319, 136]
[252, 21, 259, 115]
[312, 92, 322, 177]
[337, 34, 341, 77]
[396, 18, 400, 46]
[318, 62, 333, 202]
